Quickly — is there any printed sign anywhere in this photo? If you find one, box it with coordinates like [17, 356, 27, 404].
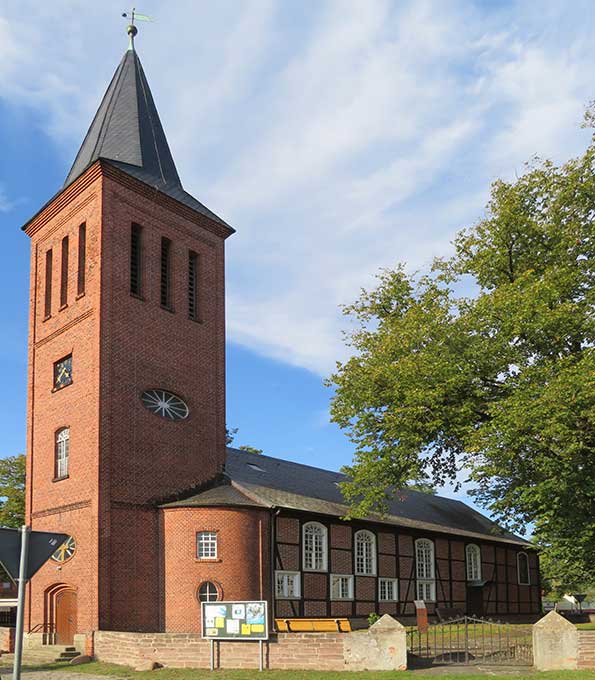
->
[201, 600, 268, 640]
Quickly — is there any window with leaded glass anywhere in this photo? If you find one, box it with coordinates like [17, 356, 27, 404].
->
[466, 544, 482, 581]
[415, 538, 435, 601]
[55, 428, 70, 479]
[379, 577, 399, 602]
[303, 522, 327, 571]
[331, 574, 353, 600]
[355, 530, 376, 575]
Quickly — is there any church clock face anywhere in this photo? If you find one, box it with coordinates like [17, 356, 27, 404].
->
[141, 389, 189, 421]
[51, 536, 76, 563]
[54, 355, 73, 390]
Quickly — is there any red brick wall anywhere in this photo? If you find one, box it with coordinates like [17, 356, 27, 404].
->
[98, 172, 228, 630]
[578, 631, 595, 669]
[161, 507, 271, 632]
[24, 161, 230, 635]
[25, 170, 103, 633]
[95, 630, 345, 670]
[0, 627, 15, 653]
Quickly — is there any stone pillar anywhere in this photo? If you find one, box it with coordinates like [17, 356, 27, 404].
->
[344, 614, 407, 671]
[533, 610, 578, 670]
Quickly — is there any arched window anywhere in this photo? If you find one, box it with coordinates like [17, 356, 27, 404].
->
[355, 530, 376, 575]
[197, 581, 220, 603]
[466, 544, 482, 581]
[517, 552, 530, 585]
[55, 428, 70, 479]
[415, 538, 435, 601]
[303, 522, 327, 571]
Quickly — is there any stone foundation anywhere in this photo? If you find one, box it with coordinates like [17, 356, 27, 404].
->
[95, 615, 406, 671]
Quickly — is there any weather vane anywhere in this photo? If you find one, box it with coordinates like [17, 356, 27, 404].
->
[121, 7, 154, 49]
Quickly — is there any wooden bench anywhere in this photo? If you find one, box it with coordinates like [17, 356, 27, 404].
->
[275, 618, 351, 632]
[436, 607, 464, 623]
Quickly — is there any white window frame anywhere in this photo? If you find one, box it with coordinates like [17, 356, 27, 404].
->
[354, 529, 377, 576]
[517, 552, 530, 585]
[55, 428, 70, 479]
[302, 522, 328, 572]
[466, 544, 482, 581]
[197, 581, 219, 602]
[379, 577, 399, 602]
[330, 574, 354, 601]
[415, 538, 436, 602]
[197, 531, 218, 559]
[275, 571, 301, 599]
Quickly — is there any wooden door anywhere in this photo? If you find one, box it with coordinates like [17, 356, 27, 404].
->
[466, 586, 484, 617]
[55, 590, 77, 645]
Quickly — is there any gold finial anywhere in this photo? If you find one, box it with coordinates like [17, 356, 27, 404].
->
[122, 8, 154, 50]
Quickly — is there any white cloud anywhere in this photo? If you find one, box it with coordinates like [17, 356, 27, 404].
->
[1, 0, 594, 375]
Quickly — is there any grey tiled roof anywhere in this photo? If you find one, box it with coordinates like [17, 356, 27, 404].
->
[164, 448, 531, 547]
[63, 48, 230, 229]
[161, 482, 261, 509]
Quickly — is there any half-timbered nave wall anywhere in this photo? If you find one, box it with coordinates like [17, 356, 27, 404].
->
[273, 511, 541, 622]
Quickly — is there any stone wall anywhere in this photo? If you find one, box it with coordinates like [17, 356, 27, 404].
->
[95, 614, 406, 671]
[578, 631, 595, 669]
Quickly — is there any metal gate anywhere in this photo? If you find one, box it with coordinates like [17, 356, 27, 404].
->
[407, 616, 533, 666]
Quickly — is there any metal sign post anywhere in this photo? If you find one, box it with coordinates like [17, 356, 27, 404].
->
[201, 600, 268, 672]
[12, 526, 30, 680]
[0, 527, 69, 680]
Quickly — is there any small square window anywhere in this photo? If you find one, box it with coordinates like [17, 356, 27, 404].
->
[197, 531, 218, 559]
[275, 571, 301, 599]
[379, 578, 399, 602]
[330, 574, 353, 601]
[416, 580, 436, 602]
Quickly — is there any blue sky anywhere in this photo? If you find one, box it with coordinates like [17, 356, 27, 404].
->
[1, 0, 594, 516]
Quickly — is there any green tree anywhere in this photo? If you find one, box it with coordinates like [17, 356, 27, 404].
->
[0, 454, 25, 528]
[238, 445, 264, 455]
[328, 139, 595, 583]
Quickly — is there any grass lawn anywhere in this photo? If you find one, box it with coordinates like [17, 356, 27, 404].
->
[2, 662, 595, 680]
[576, 623, 595, 630]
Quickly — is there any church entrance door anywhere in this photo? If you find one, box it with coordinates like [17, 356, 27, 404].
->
[466, 585, 484, 617]
[55, 590, 77, 645]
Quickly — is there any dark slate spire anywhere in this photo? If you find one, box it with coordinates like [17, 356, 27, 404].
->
[64, 47, 180, 188]
[64, 43, 230, 228]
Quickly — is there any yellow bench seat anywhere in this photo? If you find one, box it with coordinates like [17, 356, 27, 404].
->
[275, 618, 351, 632]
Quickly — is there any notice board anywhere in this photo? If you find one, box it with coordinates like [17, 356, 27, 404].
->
[201, 600, 268, 640]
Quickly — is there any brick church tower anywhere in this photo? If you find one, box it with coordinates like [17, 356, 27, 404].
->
[23, 31, 233, 640]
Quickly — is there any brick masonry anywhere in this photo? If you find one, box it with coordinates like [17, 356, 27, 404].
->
[94, 617, 408, 672]
[95, 631, 345, 671]
[161, 507, 270, 632]
[0, 626, 15, 653]
[24, 161, 231, 634]
[578, 630, 595, 669]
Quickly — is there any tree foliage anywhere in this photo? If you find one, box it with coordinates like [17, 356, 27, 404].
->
[0, 454, 25, 528]
[238, 445, 264, 455]
[328, 141, 595, 584]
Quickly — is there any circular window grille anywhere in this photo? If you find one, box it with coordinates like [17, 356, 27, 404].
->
[141, 389, 189, 421]
[197, 581, 220, 603]
[51, 536, 76, 563]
